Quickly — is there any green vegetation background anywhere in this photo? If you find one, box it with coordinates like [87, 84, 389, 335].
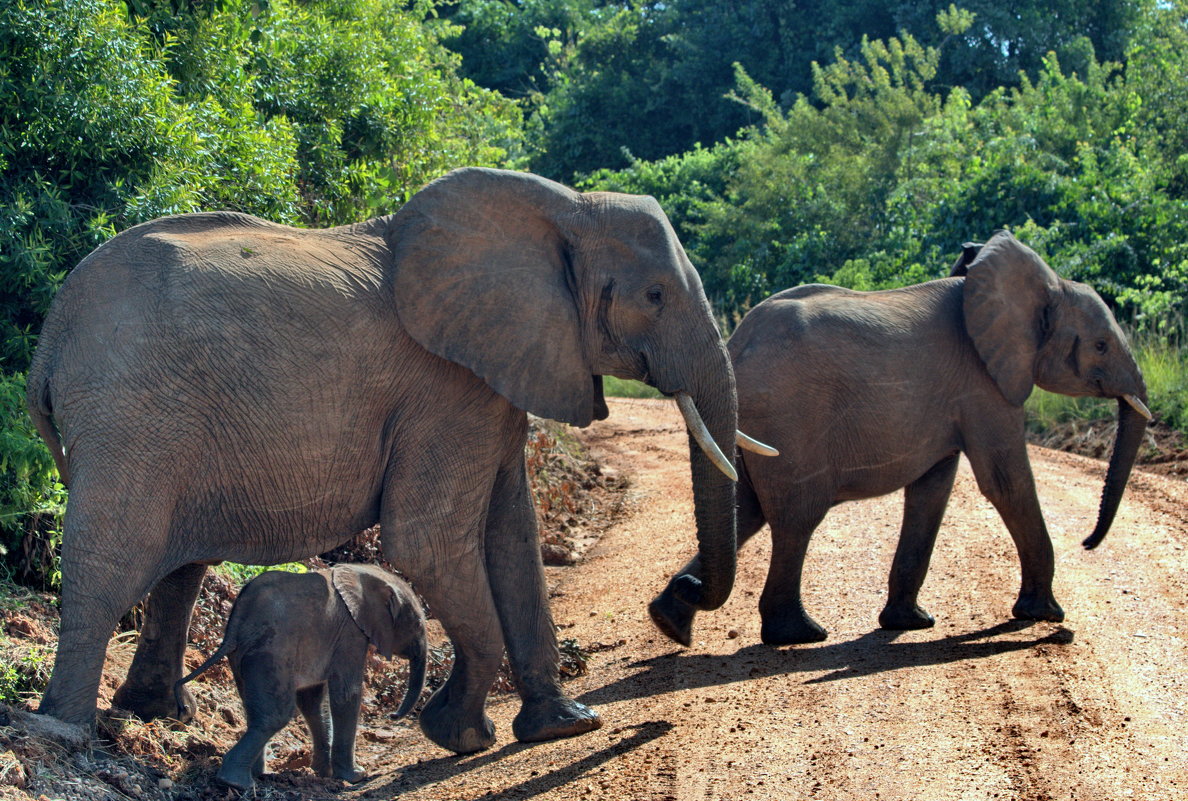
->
[2, 0, 1185, 587]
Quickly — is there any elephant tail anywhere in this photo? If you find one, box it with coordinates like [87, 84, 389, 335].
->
[24, 361, 69, 487]
[173, 639, 234, 720]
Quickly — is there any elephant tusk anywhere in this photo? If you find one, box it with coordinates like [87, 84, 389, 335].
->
[737, 430, 779, 457]
[1122, 394, 1153, 422]
[675, 392, 738, 482]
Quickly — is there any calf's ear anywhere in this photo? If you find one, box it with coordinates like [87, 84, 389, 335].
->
[332, 565, 402, 658]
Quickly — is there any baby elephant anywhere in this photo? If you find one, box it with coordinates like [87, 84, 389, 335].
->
[175, 564, 428, 790]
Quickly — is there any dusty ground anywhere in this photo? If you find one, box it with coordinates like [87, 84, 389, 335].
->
[4, 396, 1188, 800]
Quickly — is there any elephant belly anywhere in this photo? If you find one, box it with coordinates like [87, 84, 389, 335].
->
[172, 479, 382, 566]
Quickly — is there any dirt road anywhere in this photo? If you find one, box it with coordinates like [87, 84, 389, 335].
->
[341, 397, 1188, 801]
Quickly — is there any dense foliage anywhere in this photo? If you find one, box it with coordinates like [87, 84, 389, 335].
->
[2, 0, 1186, 584]
[440, 0, 1147, 179]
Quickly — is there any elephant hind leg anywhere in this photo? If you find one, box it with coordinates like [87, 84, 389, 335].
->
[114, 563, 208, 721]
[38, 508, 165, 726]
[879, 454, 959, 631]
[218, 654, 294, 790]
[296, 685, 330, 777]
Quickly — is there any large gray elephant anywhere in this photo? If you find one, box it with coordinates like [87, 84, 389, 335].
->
[650, 231, 1150, 647]
[26, 167, 742, 753]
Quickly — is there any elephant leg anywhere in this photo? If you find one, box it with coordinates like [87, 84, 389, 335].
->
[218, 657, 293, 791]
[966, 444, 1064, 622]
[327, 666, 367, 783]
[484, 461, 601, 744]
[649, 468, 767, 647]
[113, 562, 208, 722]
[879, 454, 959, 630]
[386, 537, 501, 754]
[760, 502, 830, 646]
[296, 685, 330, 778]
[38, 504, 162, 726]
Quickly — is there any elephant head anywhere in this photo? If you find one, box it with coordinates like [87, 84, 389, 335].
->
[962, 231, 1151, 549]
[384, 167, 738, 609]
[332, 565, 427, 719]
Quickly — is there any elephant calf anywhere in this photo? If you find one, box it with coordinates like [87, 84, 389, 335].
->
[175, 564, 428, 790]
[651, 231, 1151, 647]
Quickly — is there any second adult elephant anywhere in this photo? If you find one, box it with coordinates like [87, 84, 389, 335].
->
[28, 167, 746, 753]
[650, 231, 1150, 646]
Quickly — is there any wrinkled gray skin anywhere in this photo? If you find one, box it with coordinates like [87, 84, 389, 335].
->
[651, 232, 1148, 646]
[27, 167, 738, 752]
[174, 565, 427, 790]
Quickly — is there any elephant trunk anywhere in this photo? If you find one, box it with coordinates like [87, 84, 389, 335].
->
[392, 637, 427, 720]
[671, 344, 738, 611]
[1083, 397, 1149, 549]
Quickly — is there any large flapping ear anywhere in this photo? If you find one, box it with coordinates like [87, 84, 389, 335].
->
[386, 168, 597, 426]
[962, 231, 1062, 406]
[332, 565, 409, 658]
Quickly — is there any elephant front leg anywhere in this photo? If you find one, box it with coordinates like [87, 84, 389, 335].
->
[880, 454, 959, 630]
[327, 668, 368, 783]
[485, 462, 601, 744]
[114, 563, 208, 721]
[384, 530, 501, 754]
[967, 444, 1064, 622]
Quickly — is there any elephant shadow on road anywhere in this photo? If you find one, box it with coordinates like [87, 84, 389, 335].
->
[364, 719, 674, 799]
[577, 620, 1075, 707]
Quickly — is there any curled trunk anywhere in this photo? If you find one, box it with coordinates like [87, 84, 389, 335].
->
[393, 638, 427, 720]
[1082, 398, 1149, 549]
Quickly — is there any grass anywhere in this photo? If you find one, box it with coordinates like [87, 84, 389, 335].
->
[1024, 328, 1188, 435]
[212, 561, 308, 586]
[602, 376, 663, 399]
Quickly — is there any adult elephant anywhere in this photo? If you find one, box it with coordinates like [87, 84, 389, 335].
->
[650, 231, 1150, 647]
[27, 167, 743, 753]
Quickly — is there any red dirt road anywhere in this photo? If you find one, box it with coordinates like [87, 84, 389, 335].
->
[344, 397, 1187, 800]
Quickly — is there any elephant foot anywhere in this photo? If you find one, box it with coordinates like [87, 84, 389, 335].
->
[760, 612, 827, 646]
[333, 765, 369, 784]
[878, 602, 936, 630]
[648, 590, 696, 647]
[215, 763, 256, 792]
[512, 696, 601, 744]
[419, 687, 495, 754]
[1012, 593, 1064, 623]
[113, 679, 193, 723]
[36, 691, 97, 729]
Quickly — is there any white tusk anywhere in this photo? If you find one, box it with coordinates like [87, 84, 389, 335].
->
[1123, 394, 1153, 422]
[737, 430, 779, 457]
[675, 392, 738, 482]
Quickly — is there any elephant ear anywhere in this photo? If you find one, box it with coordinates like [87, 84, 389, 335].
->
[949, 242, 983, 277]
[962, 231, 1061, 406]
[332, 565, 406, 658]
[386, 168, 597, 426]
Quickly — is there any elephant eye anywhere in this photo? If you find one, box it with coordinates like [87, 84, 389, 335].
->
[1095, 340, 1108, 354]
[646, 285, 664, 306]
